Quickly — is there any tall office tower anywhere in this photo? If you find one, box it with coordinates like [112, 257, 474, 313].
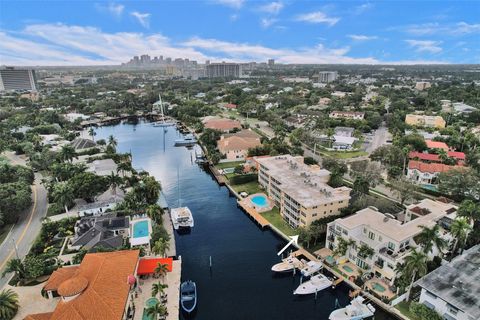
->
[206, 62, 241, 78]
[0, 67, 37, 91]
[318, 71, 338, 83]
[205, 60, 210, 65]
[140, 54, 151, 64]
[166, 57, 172, 64]
[268, 59, 275, 66]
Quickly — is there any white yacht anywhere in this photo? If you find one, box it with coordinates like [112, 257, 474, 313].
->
[329, 296, 376, 320]
[294, 274, 333, 295]
[271, 256, 305, 273]
[300, 261, 323, 277]
[170, 207, 194, 229]
[153, 94, 175, 127]
[175, 134, 197, 146]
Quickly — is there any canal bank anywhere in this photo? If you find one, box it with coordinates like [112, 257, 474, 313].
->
[94, 121, 396, 320]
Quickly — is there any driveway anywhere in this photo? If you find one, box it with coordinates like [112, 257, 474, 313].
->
[0, 153, 48, 289]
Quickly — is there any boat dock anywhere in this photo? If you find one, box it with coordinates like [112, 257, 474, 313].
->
[209, 165, 227, 185]
[237, 199, 270, 228]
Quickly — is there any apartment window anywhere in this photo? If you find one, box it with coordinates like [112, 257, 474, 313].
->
[301, 212, 306, 217]
[387, 242, 395, 250]
[363, 228, 367, 234]
[339, 201, 343, 204]
[424, 290, 437, 300]
[313, 206, 318, 209]
[330, 210, 332, 213]
[447, 303, 459, 315]
[312, 213, 317, 217]
[379, 236, 383, 242]
[368, 231, 375, 240]
[342, 230, 348, 235]
[387, 263, 394, 269]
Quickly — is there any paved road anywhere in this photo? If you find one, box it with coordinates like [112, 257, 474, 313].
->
[365, 125, 391, 154]
[0, 153, 48, 289]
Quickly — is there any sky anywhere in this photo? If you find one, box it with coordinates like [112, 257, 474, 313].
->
[0, 0, 479, 66]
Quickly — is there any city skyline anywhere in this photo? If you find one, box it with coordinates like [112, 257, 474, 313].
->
[0, 0, 479, 66]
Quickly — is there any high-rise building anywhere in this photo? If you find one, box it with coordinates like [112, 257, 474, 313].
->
[0, 67, 37, 91]
[206, 62, 241, 78]
[268, 59, 275, 66]
[318, 71, 338, 83]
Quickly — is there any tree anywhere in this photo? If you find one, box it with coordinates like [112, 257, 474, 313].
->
[389, 178, 419, 205]
[146, 204, 163, 223]
[59, 145, 77, 163]
[409, 302, 442, 320]
[117, 161, 132, 176]
[298, 227, 313, 248]
[52, 182, 74, 215]
[108, 135, 117, 149]
[145, 301, 168, 320]
[151, 282, 168, 298]
[402, 249, 428, 301]
[106, 172, 122, 196]
[438, 169, 480, 201]
[416, 225, 447, 256]
[450, 217, 472, 255]
[0, 289, 19, 320]
[2, 259, 27, 284]
[457, 199, 480, 223]
[88, 127, 96, 142]
[154, 262, 170, 280]
[333, 237, 355, 257]
[353, 176, 370, 195]
[67, 172, 108, 202]
[152, 238, 170, 257]
[143, 176, 161, 205]
[357, 244, 374, 259]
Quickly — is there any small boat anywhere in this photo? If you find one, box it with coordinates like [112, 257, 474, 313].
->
[300, 260, 323, 277]
[271, 256, 305, 273]
[329, 296, 376, 320]
[153, 121, 175, 127]
[170, 207, 194, 229]
[153, 93, 175, 127]
[180, 280, 197, 313]
[294, 273, 333, 295]
[175, 134, 197, 146]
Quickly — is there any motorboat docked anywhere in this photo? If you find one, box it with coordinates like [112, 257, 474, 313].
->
[153, 120, 175, 127]
[294, 273, 333, 295]
[271, 256, 305, 273]
[300, 260, 323, 277]
[180, 280, 197, 313]
[175, 134, 197, 146]
[170, 207, 194, 229]
[329, 296, 375, 320]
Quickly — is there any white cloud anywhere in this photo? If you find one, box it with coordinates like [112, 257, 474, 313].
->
[353, 3, 373, 15]
[259, 2, 284, 15]
[230, 14, 238, 21]
[131, 11, 151, 28]
[261, 18, 277, 28]
[213, 0, 244, 9]
[404, 22, 480, 36]
[405, 40, 443, 53]
[95, 2, 125, 18]
[295, 11, 340, 26]
[348, 34, 378, 41]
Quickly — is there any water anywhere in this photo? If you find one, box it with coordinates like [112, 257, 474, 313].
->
[132, 220, 149, 238]
[251, 195, 269, 208]
[94, 122, 396, 320]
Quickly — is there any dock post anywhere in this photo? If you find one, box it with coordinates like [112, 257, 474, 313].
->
[315, 288, 318, 300]
[209, 256, 212, 268]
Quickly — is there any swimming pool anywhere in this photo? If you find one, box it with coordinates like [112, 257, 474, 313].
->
[133, 220, 149, 238]
[142, 297, 160, 320]
[372, 282, 386, 292]
[342, 265, 354, 273]
[251, 195, 268, 208]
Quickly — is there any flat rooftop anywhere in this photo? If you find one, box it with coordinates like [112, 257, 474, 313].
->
[416, 244, 480, 318]
[257, 155, 351, 207]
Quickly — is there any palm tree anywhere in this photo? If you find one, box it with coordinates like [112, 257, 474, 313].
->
[59, 145, 77, 163]
[154, 262, 170, 280]
[436, 148, 449, 164]
[88, 127, 96, 142]
[450, 217, 472, 255]
[357, 244, 375, 260]
[152, 238, 170, 257]
[333, 237, 355, 257]
[106, 172, 122, 196]
[52, 182, 74, 215]
[151, 282, 168, 298]
[326, 128, 335, 148]
[402, 146, 411, 175]
[146, 204, 163, 223]
[145, 301, 167, 320]
[0, 289, 19, 320]
[1, 259, 27, 283]
[402, 249, 428, 301]
[458, 200, 480, 224]
[108, 135, 118, 149]
[117, 161, 132, 177]
[416, 224, 447, 256]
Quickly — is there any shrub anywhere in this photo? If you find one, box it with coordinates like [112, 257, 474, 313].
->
[229, 174, 257, 185]
[47, 202, 64, 216]
[409, 302, 443, 320]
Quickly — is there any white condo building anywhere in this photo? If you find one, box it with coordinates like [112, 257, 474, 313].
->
[318, 71, 338, 83]
[325, 199, 458, 285]
[0, 67, 37, 91]
[257, 155, 351, 228]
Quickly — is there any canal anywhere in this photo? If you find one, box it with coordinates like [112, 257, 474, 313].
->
[94, 122, 395, 320]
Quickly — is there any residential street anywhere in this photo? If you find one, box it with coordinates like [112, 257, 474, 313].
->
[0, 153, 48, 289]
[365, 124, 392, 154]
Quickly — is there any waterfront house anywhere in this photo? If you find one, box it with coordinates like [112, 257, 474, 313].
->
[26, 250, 140, 320]
[86, 158, 119, 177]
[77, 196, 124, 217]
[202, 117, 242, 133]
[257, 155, 351, 228]
[425, 140, 450, 151]
[329, 111, 365, 120]
[325, 199, 457, 286]
[415, 244, 480, 320]
[409, 151, 465, 166]
[69, 215, 130, 251]
[407, 160, 463, 185]
[217, 129, 262, 160]
[405, 114, 446, 129]
[70, 137, 96, 151]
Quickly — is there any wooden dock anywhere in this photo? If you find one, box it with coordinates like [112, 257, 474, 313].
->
[291, 248, 319, 262]
[209, 165, 227, 185]
[237, 200, 270, 228]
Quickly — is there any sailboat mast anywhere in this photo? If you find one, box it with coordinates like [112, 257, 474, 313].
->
[177, 167, 181, 207]
[159, 93, 165, 124]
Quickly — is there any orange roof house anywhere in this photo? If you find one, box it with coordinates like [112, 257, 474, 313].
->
[425, 140, 449, 151]
[202, 118, 242, 132]
[408, 160, 459, 174]
[136, 257, 173, 275]
[25, 250, 140, 320]
[217, 130, 262, 160]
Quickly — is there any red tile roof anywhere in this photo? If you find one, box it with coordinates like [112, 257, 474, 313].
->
[136, 257, 173, 275]
[409, 151, 466, 162]
[203, 118, 242, 131]
[408, 160, 459, 173]
[425, 140, 449, 150]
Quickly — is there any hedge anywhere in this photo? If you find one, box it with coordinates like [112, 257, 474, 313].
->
[229, 174, 258, 185]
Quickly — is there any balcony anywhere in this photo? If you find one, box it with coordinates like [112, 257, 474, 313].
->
[374, 260, 384, 268]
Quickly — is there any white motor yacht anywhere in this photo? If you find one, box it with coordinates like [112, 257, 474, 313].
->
[271, 256, 305, 273]
[170, 207, 194, 229]
[294, 273, 333, 295]
[329, 296, 376, 320]
[175, 134, 197, 146]
[300, 260, 323, 277]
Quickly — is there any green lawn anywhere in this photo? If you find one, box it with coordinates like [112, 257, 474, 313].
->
[324, 150, 368, 159]
[215, 160, 245, 169]
[261, 207, 296, 237]
[231, 181, 262, 195]
[395, 301, 417, 320]
[0, 224, 14, 246]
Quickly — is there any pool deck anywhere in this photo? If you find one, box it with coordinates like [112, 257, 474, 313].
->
[237, 198, 270, 228]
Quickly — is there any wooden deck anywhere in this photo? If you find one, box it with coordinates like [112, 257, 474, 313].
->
[291, 248, 320, 262]
[209, 165, 227, 185]
[237, 200, 270, 228]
